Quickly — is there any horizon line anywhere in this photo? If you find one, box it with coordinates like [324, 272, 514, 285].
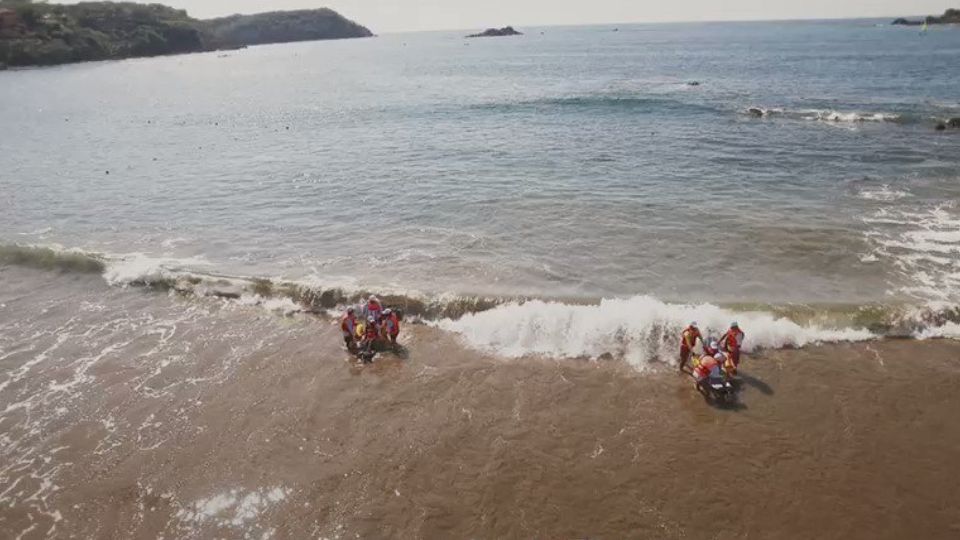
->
[369, 13, 932, 35]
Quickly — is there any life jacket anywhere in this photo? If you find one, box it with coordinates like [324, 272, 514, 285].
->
[364, 321, 380, 339]
[366, 300, 383, 321]
[383, 312, 400, 334]
[723, 328, 744, 351]
[341, 314, 357, 336]
[681, 327, 701, 349]
[694, 356, 719, 379]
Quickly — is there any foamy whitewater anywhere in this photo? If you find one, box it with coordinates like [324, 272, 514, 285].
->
[2, 19, 960, 364]
[437, 297, 874, 367]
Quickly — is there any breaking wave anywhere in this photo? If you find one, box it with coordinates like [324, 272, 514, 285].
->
[436, 297, 875, 368]
[0, 244, 105, 274]
[2, 244, 959, 366]
[743, 107, 904, 124]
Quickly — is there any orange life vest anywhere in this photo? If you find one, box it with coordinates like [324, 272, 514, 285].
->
[723, 328, 744, 351]
[383, 312, 400, 335]
[681, 327, 701, 349]
[341, 314, 357, 336]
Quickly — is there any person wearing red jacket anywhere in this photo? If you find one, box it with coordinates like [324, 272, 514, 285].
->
[381, 308, 400, 347]
[718, 322, 745, 367]
[340, 307, 358, 351]
[679, 322, 702, 373]
[365, 295, 383, 322]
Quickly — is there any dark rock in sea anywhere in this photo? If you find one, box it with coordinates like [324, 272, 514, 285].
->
[891, 18, 922, 26]
[947, 118, 960, 128]
[936, 123, 947, 131]
[688, 81, 701, 86]
[747, 108, 764, 118]
[466, 26, 523, 38]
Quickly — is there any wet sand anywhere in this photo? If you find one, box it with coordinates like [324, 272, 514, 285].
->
[2, 267, 960, 539]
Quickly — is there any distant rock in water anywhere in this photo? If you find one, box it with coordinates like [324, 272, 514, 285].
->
[747, 107, 765, 117]
[466, 26, 523, 38]
[948, 118, 960, 128]
[891, 18, 922, 26]
[892, 8, 960, 25]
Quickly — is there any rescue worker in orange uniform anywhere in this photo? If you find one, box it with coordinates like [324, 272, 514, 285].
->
[381, 308, 401, 347]
[718, 322, 745, 368]
[340, 307, 358, 352]
[365, 295, 383, 322]
[679, 322, 703, 373]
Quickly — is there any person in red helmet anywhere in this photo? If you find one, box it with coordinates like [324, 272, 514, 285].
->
[381, 308, 401, 347]
[679, 322, 703, 373]
[365, 295, 383, 322]
[340, 307, 358, 352]
[718, 322, 745, 367]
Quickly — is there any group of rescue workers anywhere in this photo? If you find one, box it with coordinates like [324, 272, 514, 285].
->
[678, 321, 745, 396]
[339, 295, 402, 361]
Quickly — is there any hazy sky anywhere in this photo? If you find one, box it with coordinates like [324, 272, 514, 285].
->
[71, 1, 956, 33]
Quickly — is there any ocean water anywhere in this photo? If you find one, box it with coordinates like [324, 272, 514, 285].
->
[2, 19, 960, 357]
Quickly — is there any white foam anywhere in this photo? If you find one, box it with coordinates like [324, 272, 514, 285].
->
[103, 253, 210, 286]
[862, 201, 960, 302]
[437, 296, 874, 368]
[238, 294, 302, 316]
[858, 185, 911, 202]
[806, 109, 901, 123]
[916, 321, 960, 339]
[747, 107, 900, 124]
[177, 486, 290, 529]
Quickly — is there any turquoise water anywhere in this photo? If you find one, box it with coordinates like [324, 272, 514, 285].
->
[2, 19, 959, 306]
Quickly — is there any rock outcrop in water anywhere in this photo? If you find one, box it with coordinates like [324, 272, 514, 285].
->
[0, 1, 372, 67]
[466, 26, 523, 38]
[892, 8, 960, 25]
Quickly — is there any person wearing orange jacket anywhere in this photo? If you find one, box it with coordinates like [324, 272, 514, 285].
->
[365, 295, 383, 322]
[381, 308, 401, 347]
[718, 322, 745, 368]
[340, 307, 358, 352]
[679, 322, 703, 373]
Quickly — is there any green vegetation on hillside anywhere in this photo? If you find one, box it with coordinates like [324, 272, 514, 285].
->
[203, 9, 373, 46]
[892, 8, 960, 25]
[0, 1, 372, 68]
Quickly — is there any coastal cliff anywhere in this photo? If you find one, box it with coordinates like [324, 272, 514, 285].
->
[0, 1, 372, 68]
[892, 8, 960, 25]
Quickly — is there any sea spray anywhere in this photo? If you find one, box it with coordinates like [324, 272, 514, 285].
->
[437, 296, 875, 367]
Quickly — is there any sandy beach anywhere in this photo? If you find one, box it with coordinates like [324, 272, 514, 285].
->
[2, 267, 959, 539]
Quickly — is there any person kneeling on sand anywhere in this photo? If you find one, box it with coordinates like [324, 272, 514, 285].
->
[381, 308, 401, 347]
[341, 307, 358, 352]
